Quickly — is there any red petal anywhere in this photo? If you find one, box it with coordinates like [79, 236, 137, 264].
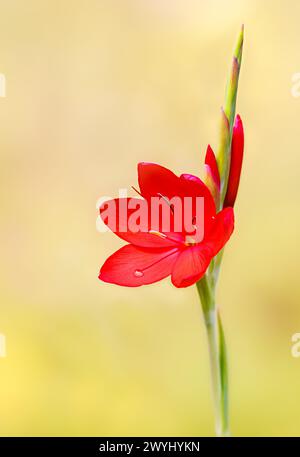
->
[179, 174, 216, 212]
[99, 245, 179, 287]
[171, 245, 212, 288]
[170, 208, 234, 288]
[99, 198, 183, 247]
[205, 207, 234, 255]
[180, 173, 203, 184]
[205, 145, 220, 189]
[138, 163, 216, 236]
[138, 163, 215, 212]
[179, 173, 216, 236]
[224, 115, 244, 208]
[138, 162, 179, 201]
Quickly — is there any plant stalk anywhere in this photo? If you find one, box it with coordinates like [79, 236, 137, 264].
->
[196, 275, 229, 437]
[197, 25, 243, 437]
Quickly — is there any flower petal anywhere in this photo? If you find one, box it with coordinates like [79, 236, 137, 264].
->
[99, 198, 183, 247]
[180, 173, 203, 184]
[205, 207, 234, 255]
[138, 162, 216, 236]
[138, 162, 181, 200]
[203, 145, 221, 208]
[205, 145, 220, 189]
[138, 163, 215, 210]
[171, 245, 213, 288]
[224, 115, 244, 208]
[179, 173, 216, 237]
[99, 245, 179, 287]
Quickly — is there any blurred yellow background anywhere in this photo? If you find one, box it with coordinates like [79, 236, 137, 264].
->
[0, 0, 300, 436]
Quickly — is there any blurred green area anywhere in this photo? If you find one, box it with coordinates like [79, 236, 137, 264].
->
[0, 0, 300, 436]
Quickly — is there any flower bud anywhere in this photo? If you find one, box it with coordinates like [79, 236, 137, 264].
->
[204, 145, 220, 208]
[224, 115, 244, 208]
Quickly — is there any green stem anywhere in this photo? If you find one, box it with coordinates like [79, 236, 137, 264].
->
[197, 26, 243, 437]
[196, 275, 229, 437]
[216, 25, 244, 207]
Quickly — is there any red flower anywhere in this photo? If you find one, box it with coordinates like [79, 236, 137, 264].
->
[99, 163, 234, 288]
[224, 115, 244, 208]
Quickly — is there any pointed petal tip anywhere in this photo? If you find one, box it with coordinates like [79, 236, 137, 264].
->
[180, 173, 203, 184]
[98, 270, 106, 282]
[138, 161, 151, 169]
[205, 144, 214, 161]
[204, 144, 220, 191]
[233, 113, 244, 134]
[138, 161, 162, 172]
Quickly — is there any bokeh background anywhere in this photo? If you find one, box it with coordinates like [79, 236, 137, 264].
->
[0, 0, 300, 436]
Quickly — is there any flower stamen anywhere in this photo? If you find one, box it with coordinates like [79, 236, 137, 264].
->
[149, 230, 183, 245]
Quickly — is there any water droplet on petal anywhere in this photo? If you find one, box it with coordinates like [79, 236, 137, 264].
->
[134, 269, 144, 277]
